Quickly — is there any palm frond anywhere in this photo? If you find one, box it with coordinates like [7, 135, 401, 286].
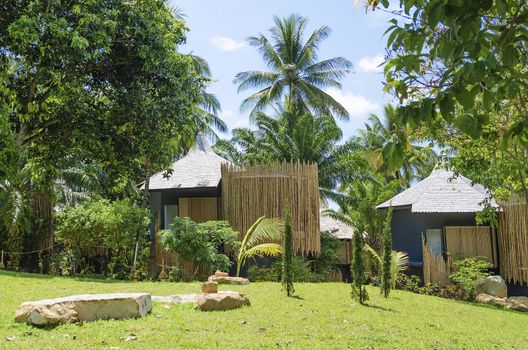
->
[242, 243, 283, 261]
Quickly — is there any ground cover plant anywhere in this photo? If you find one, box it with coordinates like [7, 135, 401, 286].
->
[1, 271, 528, 349]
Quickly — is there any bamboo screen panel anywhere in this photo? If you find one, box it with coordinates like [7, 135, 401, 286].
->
[221, 162, 320, 254]
[444, 226, 498, 267]
[498, 203, 528, 284]
[179, 197, 218, 223]
[422, 235, 452, 284]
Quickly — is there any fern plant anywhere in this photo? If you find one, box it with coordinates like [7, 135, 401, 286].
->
[236, 216, 284, 276]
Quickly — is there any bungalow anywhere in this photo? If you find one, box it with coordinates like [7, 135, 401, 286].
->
[377, 167, 499, 276]
[147, 134, 321, 276]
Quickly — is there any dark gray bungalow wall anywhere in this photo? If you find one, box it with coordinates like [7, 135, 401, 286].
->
[390, 206, 476, 266]
[148, 187, 220, 239]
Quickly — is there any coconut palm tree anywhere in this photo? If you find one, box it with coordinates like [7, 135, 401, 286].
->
[214, 106, 367, 202]
[234, 14, 352, 120]
[358, 104, 437, 186]
[236, 216, 284, 277]
[188, 54, 227, 141]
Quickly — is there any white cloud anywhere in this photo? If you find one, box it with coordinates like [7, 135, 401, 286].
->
[220, 110, 234, 118]
[210, 36, 246, 52]
[358, 54, 384, 73]
[326, 88, 380, 118]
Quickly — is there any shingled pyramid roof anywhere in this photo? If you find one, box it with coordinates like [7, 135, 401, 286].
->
[377, 168, 498, 213]
[148, 134, 231, 191]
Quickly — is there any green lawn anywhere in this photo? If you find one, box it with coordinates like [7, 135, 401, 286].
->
[0, 271, 526, 349]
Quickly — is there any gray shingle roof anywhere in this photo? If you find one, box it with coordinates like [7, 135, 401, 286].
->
[377, 168, 498, 213]
[148, 134, 231, 191]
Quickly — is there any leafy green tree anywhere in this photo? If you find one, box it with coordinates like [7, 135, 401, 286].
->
[236, 216, 284, 277]
[1, 1, 205, 263]
[365, 0, 528, 159]
[351, 224, 369, 305]
[55, 199, 150, 278]
[380, 208, 393, 297]
[282, 206, 295, 297]
[234, 14, 352, 120]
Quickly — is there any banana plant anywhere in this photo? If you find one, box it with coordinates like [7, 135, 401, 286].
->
[236, 216, 284, 276]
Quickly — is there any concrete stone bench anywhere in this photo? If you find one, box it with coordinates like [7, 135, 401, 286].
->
[15, 293, 152, 326]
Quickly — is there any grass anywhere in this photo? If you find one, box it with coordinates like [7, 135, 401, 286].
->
[0, 271, 527, 349]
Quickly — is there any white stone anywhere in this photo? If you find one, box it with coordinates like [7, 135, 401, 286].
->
[15, 293, 152, 325]
[475, 275, 508, 298]
[506, 296, 528, 312]
[195, 291, 250, 311]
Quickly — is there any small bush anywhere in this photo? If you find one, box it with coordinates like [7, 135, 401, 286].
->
[160, 218, 239, 280]
[449, 257, 491, 300]
[247, 256, 330, 282]
[395, 273, 422, 293]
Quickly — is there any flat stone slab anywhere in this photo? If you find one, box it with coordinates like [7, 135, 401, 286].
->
[195, 291, 250, 311]
[15, 293, 152, 326]
[152, 294, 197, 304]
[153, 291, 239, 304]
[208, 275, 250, 285]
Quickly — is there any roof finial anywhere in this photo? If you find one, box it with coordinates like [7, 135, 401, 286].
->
[195, 132, 213, 153]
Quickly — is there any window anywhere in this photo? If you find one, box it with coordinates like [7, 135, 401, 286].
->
[164, 204, 179, 229]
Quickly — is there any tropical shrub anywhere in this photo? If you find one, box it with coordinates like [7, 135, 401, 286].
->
[160, 218, 239, 280]
[351, 224, 369, 304]
[247, 256, 329, 283]
[236, 216, 283, 276]
[55, 199, 150, 278]
[311, 233, 343, 276]
[380, 208, 393, 297]
[282, 206, 294, 296]
[449, 257, 491, 300]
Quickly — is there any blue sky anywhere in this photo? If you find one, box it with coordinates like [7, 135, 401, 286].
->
[172, 0, 398, 141]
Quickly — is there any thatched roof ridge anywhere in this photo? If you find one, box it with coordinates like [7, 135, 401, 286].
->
[319, 205, 354, 240]
[377, 168, 498, 213]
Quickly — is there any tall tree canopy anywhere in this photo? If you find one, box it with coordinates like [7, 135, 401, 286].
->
[362, 0, 527, 191]
[234, 14, 353, 120]
[0, 0, 203, 188]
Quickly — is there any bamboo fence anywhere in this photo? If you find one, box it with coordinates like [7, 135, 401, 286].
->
[422, 234, 453, 284]
[221, 161, 320, 254]
[444, 226, 498, 266]
[497, 203, 528, 284]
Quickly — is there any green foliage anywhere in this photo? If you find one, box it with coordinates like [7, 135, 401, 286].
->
[376, 0, 528, 157]
[380, 208, 393, 297]
[351, 224, 369, 304]
[247, 256, 330, 283]
[310, 233, 343, 276]
[160, 218, 239, 279]
[234, 14, 352, 120]
[236, 216, 283, 276]
[395, 273, 473, 302]
[282, 205, 295, 296]
[215, 107, 365, 201]
[450, 257, 491, 300]
[55, 199, 150, 278]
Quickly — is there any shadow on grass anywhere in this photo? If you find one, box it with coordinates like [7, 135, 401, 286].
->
[0, 270, 140, 284]
[291, 295, 304, 300]
[365, 304, 396, 313]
